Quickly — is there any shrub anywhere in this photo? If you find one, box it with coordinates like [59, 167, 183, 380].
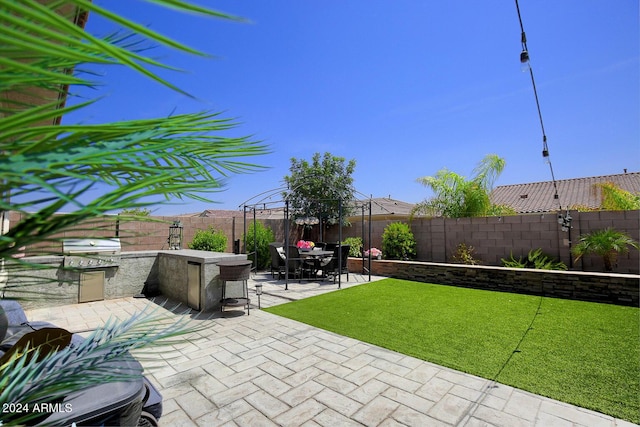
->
[244, 222, 275, 270]
[572, 227, 638, 272]
[381, 222, 416, 260]
[342, 237, 363, 257]
[450, 243, 481, 265]
[502, 248, 567, 270]
[188, 226, 227, 252]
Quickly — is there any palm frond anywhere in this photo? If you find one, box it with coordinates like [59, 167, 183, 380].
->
[0, 1, 265, 423]
[0, 307, 200, 425]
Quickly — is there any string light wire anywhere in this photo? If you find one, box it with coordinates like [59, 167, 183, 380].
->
[515, 0, 563, 211]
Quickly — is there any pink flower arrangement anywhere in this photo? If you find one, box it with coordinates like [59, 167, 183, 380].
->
[296, 240, 314, 249]
[364, 248, 382, 258]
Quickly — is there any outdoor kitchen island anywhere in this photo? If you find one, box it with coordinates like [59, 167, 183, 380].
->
[157, 250, 249, 312]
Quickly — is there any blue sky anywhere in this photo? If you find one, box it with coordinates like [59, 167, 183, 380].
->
[68, 0, 639, 215]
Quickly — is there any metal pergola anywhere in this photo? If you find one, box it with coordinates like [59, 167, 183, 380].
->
[240, 188, 374, 291]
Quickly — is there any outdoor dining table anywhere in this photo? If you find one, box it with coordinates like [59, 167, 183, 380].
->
[298, 250, 334, 278]
[298, 249, 334, 258]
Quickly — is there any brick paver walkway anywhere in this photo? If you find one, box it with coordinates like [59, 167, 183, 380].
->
[25, 273, 637, 427]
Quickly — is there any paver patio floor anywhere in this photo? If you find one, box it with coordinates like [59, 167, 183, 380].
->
[25, 272, 637, 427]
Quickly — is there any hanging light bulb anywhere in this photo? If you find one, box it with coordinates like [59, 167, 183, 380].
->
[542, 136, 550, 164]
[520, 50, 530, 72]
[542, 148, 550, 164]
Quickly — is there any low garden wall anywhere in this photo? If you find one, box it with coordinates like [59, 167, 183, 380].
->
[348, 258, 639, 307]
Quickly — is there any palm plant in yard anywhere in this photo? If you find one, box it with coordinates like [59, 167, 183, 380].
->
[594, 182, 640, 211]
[0, 0, 265, 424]
[412, 154, 515, 218]
[572, 228, 639, 272]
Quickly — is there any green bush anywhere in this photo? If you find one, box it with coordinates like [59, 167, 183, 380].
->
[450, 243, 481, 265]
[502, 248, 567, 270]
[244, 221, 275, 270]
[342, 237, 363, 257]
[381, 222, 417, 260]
[188, 226, 227, 252]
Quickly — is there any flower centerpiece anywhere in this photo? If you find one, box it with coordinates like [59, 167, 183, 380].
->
[296, 240, 314, 250]
[365, 247, 382, 259]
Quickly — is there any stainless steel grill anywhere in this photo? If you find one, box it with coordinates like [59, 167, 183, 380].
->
[63, 238, 121, 269]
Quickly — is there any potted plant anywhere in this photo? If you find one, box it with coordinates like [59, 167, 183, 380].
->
[572, 228, 639, 272]
[364, 248, 383, 260]
[296, 240, 314, 250]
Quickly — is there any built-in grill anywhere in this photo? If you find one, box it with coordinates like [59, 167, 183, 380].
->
[63, 238, 121, 269]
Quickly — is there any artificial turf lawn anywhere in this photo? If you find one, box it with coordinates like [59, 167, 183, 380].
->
[263, 278, 640, 423]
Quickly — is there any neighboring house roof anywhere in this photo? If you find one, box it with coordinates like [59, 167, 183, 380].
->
[490, 172, 640, 213]
[175, 208, 285, 220]
[184, 197, 416, 220]
[358, 198, 415, 217]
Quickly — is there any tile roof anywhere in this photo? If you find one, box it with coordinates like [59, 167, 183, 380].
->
[354, 197, 415, 216]
[175, 209, 247, 218]
[490, 172, 640, 213]
[182, 198, 416, 220]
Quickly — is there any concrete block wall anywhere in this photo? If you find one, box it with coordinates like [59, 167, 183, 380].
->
[336, 210, 639, 274]
[349, 258, 639, 307]
[9, 209, 639, 274]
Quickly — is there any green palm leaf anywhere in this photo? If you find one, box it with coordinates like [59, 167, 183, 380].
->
[1, 1, 267, 423]
[414, 154, 507, 218]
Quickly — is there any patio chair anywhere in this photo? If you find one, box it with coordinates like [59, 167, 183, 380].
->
[314, 242, 327, 250]
[323, 244, 350, 282]
[302, 246, 330, 279]
[325, 242, 338, 252]
[286, 246, 305, 282]
[269, 243, 286, 279]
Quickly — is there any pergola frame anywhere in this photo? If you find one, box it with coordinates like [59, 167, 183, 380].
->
[241, 188, 373, 291]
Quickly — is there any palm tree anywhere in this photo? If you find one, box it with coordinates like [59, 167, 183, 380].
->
[593, 182, 640, 211]
[1, 0, 266, 423]
[1, 0, 267, 261]
[572, 228, 639, 272]
[1, 0, 268, 266]
[412, 154, 513, 218]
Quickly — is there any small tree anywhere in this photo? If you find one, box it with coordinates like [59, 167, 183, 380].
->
[283, 152, 356, 227]
[244, 221, 275, 270]
[572, 228, 639, 272]
[189, 227, 227, 252]
[381, 222, 417, 260]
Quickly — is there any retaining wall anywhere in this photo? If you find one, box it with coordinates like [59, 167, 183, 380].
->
[348, 258, 640, 307]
